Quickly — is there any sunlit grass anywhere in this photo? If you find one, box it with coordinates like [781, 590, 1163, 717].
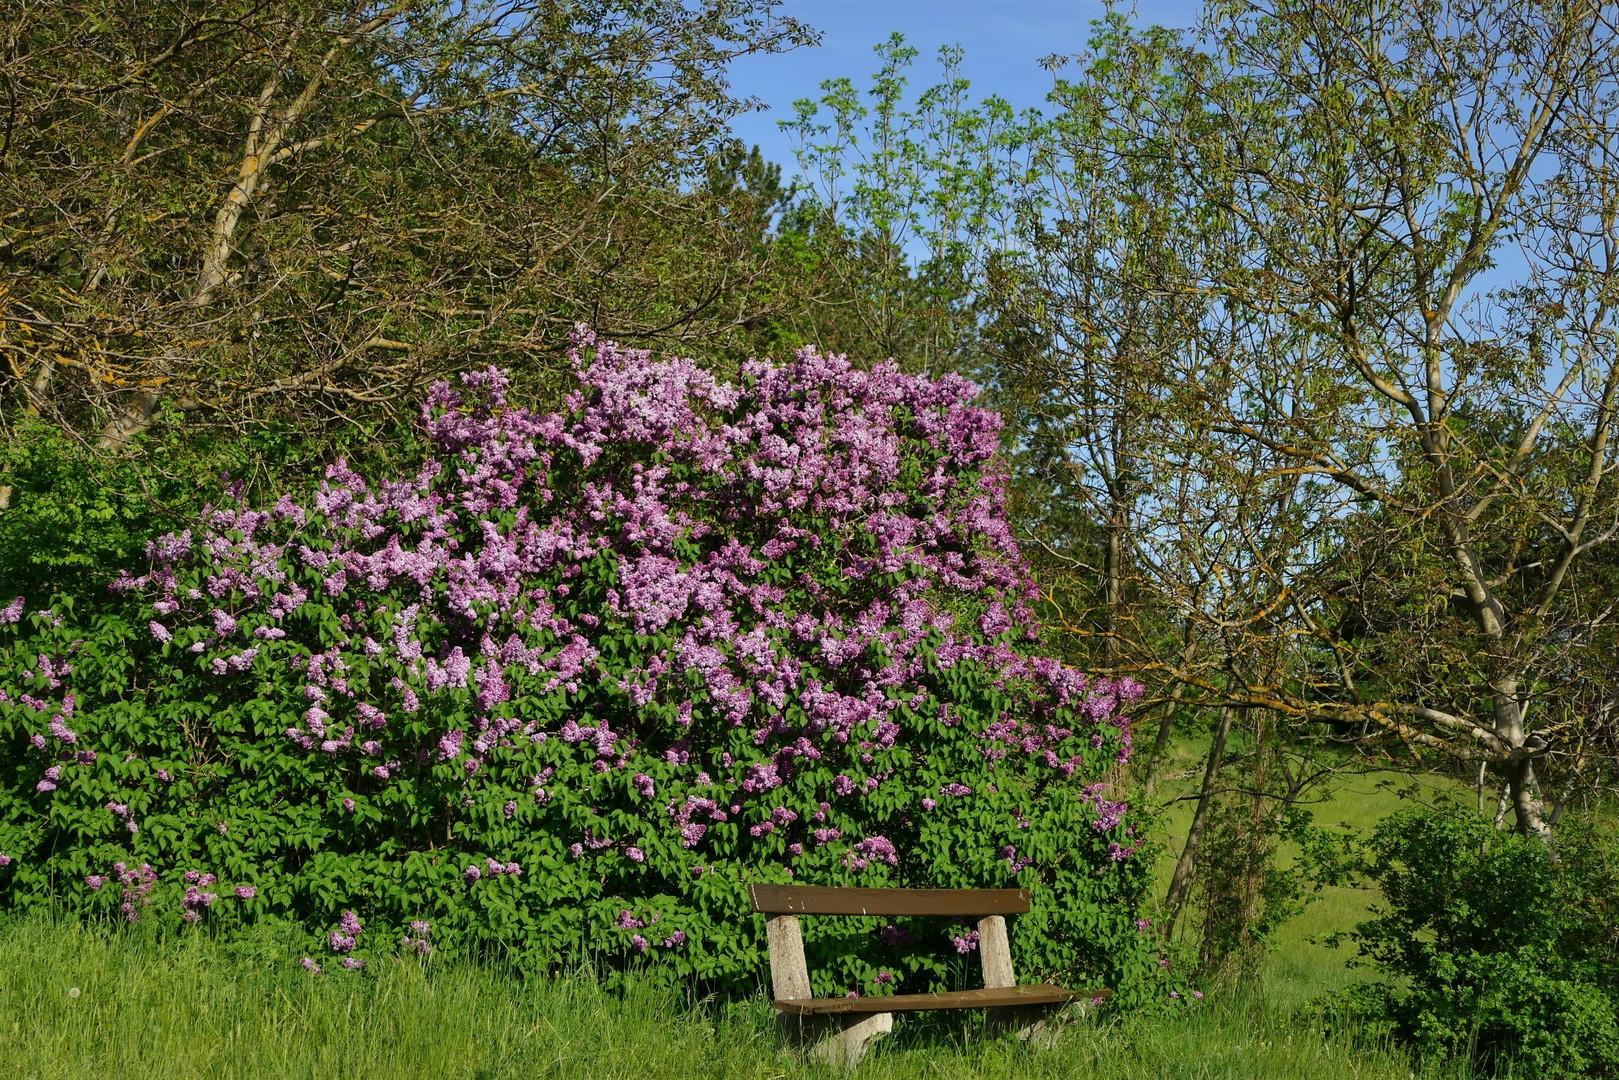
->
[0, 912, 1455, 1080]
[0, 737, 1475, 1079]
[1145, 734, 1468, 1007]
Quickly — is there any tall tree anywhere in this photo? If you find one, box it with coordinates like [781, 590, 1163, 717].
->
[1003, 0, 1619, 843]
[0, 0, 813, 451]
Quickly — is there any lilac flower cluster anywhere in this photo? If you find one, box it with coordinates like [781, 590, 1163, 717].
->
[400, 919, 433, 956]
[0, 328, 1146, 991]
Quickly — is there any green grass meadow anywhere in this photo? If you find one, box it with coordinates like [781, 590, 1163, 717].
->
[1148, 736, 1468, 1009]
[1, 913, 1453, 1080]
[2, 746, 1469, 1079]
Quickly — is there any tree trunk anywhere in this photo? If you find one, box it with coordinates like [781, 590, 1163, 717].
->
[1163, 704, 1233, 936]
[1141, 624, 1197, 796]
[1487, 675, 1556, 846]
[1103, 506, 1127, 659]
[1142, 700, 1178, 799]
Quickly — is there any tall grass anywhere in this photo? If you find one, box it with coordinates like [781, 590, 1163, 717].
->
[0, 912, 1454, 1080]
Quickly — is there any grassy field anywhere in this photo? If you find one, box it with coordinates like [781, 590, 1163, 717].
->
[1146, 733, 1469, 1008]
[1, 913, 1456, 1080]
[2, 744, 1471, 1079]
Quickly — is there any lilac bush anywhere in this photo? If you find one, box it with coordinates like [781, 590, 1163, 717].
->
[0, 330, 1151, 996]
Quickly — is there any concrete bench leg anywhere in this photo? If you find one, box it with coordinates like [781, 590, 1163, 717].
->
[985, 1001, 1059, 1044]
[767, 913, 891, 1068]
[779, 1011, 893, 1069]
[987, 993, 1107, 1045]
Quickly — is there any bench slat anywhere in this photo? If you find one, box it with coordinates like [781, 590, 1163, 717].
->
[772, 984, 1111, 1016]
[750, 884, 1030, 916]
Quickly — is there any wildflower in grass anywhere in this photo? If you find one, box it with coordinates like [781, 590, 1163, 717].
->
[341, 957, 365, 970]
[875, 971, 894, 985]
[631, 934, 648, 953]
[301, 957, 321, 974]
[952, 931, 980, 954]
[85, 875, 106, 890]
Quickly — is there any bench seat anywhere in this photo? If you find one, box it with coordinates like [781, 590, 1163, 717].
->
[752, 882, 1111, 1068]
[773, 984, 1112, 1016]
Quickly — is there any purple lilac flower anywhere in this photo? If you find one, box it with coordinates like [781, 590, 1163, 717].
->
[94, 333, 1141, 947]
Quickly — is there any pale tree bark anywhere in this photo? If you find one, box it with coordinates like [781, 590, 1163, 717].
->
[1163, 704, 1233, 937]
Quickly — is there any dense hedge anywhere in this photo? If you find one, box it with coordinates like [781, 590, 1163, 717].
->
[0, 331, 1153, 997]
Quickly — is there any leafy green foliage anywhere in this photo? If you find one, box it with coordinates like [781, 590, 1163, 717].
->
[0, 338, 1159, 1003]
[1334, 802, 1619, 1077]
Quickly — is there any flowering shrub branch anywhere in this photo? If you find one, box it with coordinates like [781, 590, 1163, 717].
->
[0, 330, 1151, 996]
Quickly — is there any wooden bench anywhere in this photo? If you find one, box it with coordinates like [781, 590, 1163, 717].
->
[751, 883, 1112, 1068]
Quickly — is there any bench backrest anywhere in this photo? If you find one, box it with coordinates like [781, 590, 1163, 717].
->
[754, 884, 1033, 1007]
[750, 884, 1030, 917]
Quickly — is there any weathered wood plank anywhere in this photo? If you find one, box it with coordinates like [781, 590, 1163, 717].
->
[772, 984, 1110, 1016]
[749, 884, 1031, 916]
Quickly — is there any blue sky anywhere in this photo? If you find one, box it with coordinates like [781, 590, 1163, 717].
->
[727, 1, 1206, 179]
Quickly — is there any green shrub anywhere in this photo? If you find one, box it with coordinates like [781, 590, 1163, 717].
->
[0, 334, 1158, 998]
[1335, 801, 1619, 1077]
